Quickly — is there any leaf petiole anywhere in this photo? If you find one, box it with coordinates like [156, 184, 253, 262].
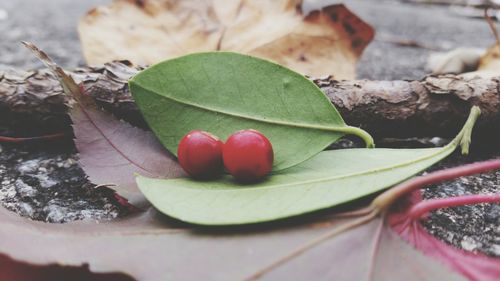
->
[454, 106, 481, 155]
[337, 125, 375, 148]
[372, 106, 482, 210]
[408, 193, 500, 220]
[0, 132, 67, 143]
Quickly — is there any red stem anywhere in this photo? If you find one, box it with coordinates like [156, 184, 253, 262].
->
[409, 194, 500, 220]
[373, 158, 500, 209]
[0, 133, 67, 143]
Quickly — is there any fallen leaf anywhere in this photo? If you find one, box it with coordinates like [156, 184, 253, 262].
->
[0, 108, 481, 281]
[427, 47, 484, 75]
[134, 106, 480, 225]
[74, 107, 185, 207]
[10, 41, 486, 281]
[0, 196, 465, 281]
[427, 10, 500, 77]
[23, 42, 185, 207]
[388, 191, 500, 281]
[0, 253, 134, 281]
[246, 218, 466, 281]
[78, 0, 374, 79]
[428, 42, 500, 78]
[465, 43, 500, 78]
[137, 146, 464, 225]
[130, 52, 374, 171]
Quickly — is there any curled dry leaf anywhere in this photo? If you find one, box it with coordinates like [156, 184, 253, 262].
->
[78, 0, 374, 79]
[461, 43, 500, 79]
[427, 47, 484, 75]
[430, 42, 500, 78]
[428, 10, 500, 77]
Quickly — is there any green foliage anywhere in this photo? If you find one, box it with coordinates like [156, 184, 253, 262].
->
[137, 143, 460, 225]
[129, 52, 373, 171]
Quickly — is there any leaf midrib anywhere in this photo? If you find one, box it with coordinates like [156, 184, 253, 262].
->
[132, 81, 348, 133]
[77, 103, 156, 177]
[158, 145, 453, 192]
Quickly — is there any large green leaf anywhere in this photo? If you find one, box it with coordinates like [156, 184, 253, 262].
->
[137, 108, 480, 225]
[129, 52, 372, 171]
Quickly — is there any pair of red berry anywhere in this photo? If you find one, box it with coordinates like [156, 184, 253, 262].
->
[177, 129, 274, 182]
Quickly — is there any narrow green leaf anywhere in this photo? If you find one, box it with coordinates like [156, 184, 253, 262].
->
[129, 52, 373, 171]
[136, 107, 480, 225]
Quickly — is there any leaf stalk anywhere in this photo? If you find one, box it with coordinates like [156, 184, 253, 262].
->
[340, 126, 375, 148]
[0, 133, 67, 143]
[372, 106, 482, 210]
[409, 194, 500, 220]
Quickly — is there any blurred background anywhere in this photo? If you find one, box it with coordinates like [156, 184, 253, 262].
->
[0, 0, 497, 80]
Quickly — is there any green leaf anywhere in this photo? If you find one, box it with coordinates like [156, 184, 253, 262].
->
[136, 107, 480, 225]
[129, 52, 373, 171]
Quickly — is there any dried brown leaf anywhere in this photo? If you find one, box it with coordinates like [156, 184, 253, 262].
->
[428, 43, 500, 78]
[471, 43, 500, 78]
[78, 0, 374, 79]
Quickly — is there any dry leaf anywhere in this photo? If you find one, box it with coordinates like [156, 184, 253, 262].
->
[72, 99, 186, 207]
[0, 203, 465, 281]
[463, 43, 500, 78]
[389, 191, 500, 281]
[23, 42, 186, 207]
[0, 253, 134, 281]
[3, 150, 496, 280]
[78, 0, 374, 79]
[428, 43, 500, 78]
[427, 47, 485, 75]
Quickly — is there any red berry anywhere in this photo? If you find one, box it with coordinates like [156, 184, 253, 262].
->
[223, 129, 273, 182]
[177, 130, 224, 179]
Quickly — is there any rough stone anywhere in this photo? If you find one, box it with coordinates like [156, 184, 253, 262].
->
[422, 154, 500, 257]
[0, 142, 128, 223]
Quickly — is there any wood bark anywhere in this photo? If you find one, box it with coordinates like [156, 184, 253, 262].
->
[1, 60, 499, 142]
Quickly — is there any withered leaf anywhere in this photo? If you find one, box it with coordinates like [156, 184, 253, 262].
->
[23, 42, 185, 207]
[461, 43, 500, 79]
[0, 203, 466, 281]
[72, 102, 185, 207]
[428, 43, 500, 78]
[0, 253, 134, 281]
[389, 191, 500, 281]
[78, 0, 374, 79]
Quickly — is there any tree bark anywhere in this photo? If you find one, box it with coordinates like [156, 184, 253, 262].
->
[1, 61, 499, 142]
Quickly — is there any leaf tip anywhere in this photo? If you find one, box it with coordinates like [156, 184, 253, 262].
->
[23, 41, 82, 99]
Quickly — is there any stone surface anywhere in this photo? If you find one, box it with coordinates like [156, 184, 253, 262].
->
[1, 0, 496, 79]
[422, 154, 500, 257]
[0, 142, 127, 223]
[346, 0, 495, 80]
[0, 0, 106, 70]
